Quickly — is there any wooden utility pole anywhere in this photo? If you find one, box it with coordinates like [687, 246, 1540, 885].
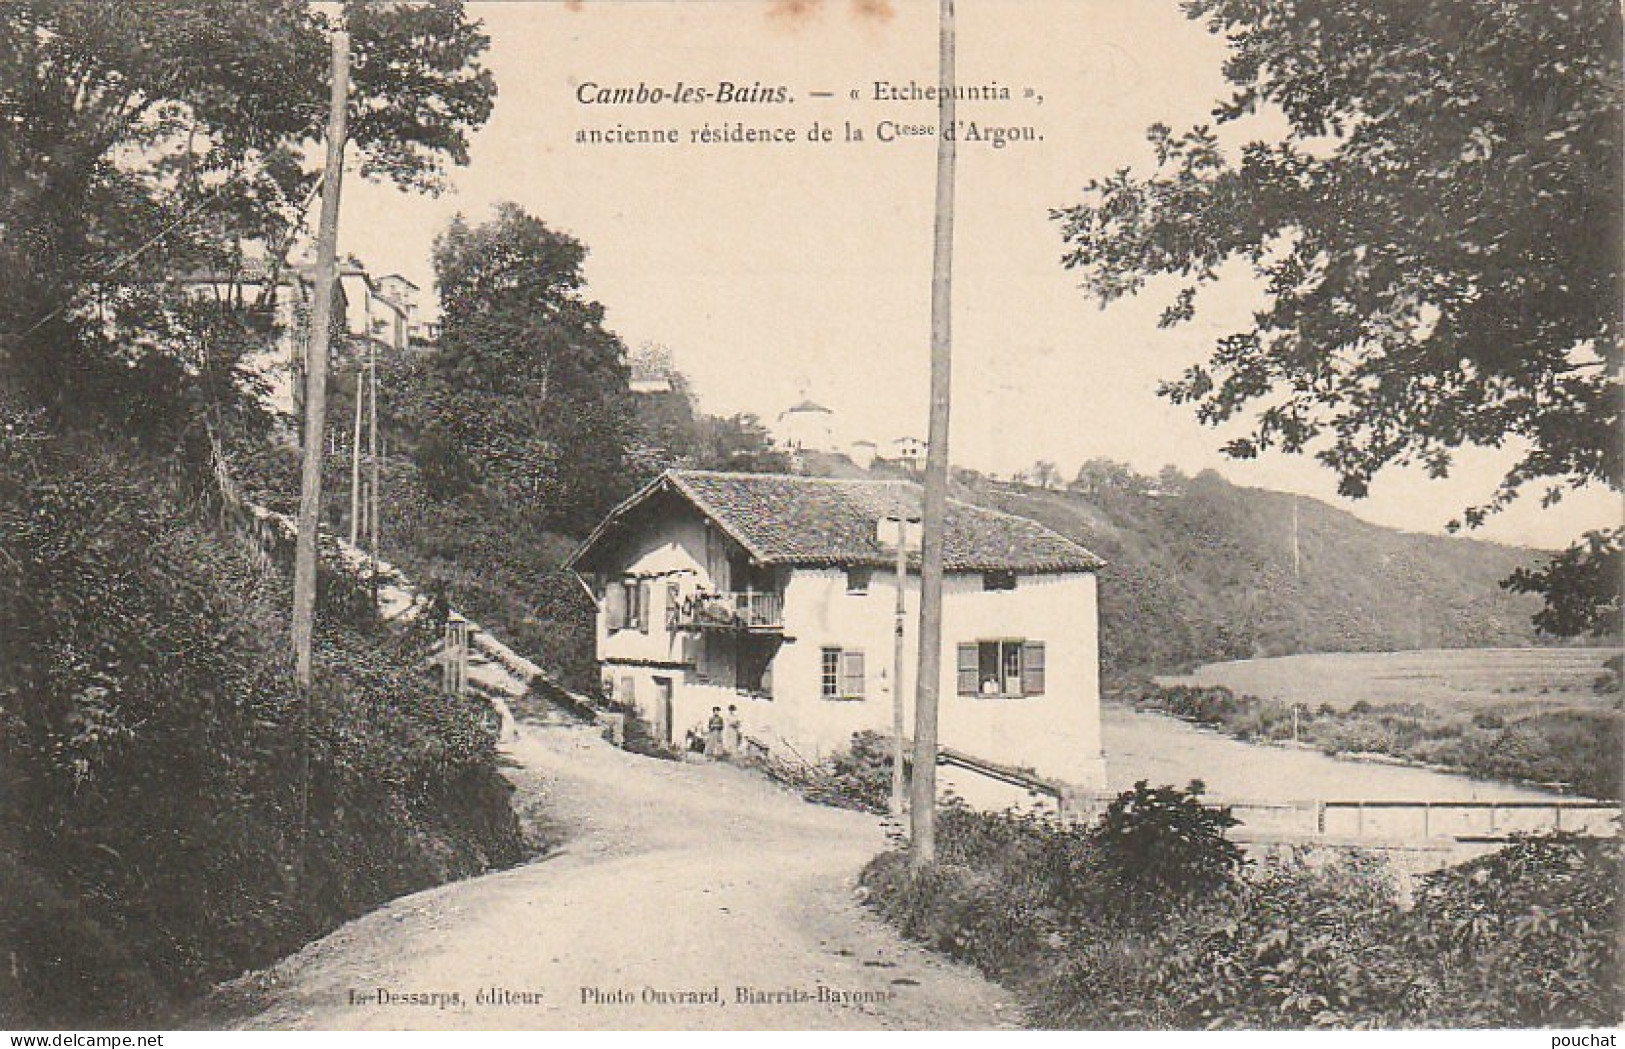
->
[909, 0, 957, 870]
[891, 515, 909, 817]
[1291, 494, 1301, 582]
[349, 356, 364, 547]
[367, 333, 380, 576]
[291, 25, 350, 686]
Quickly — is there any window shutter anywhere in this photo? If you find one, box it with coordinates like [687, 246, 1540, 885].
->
[605, 583, 627, 632]
[842, 649, 866, 698]
[957, 643, 978, 696]
[638, 581, 652, 633]
[1022, 641, 1046, 695]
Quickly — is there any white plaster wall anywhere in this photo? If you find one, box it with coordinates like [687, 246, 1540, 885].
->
[596, 513, 714, 669]
[585, 506, 1104, 790]
[938, 763, 1064, 819]
[771, 567, 1105, 789]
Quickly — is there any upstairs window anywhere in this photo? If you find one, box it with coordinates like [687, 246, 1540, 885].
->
[982, 570, 1017, 591]
[957, 640, 1044, 697]
[608, 577, 651, 633]
[821, 647, 866, 700]
[846, 567, 873, 594]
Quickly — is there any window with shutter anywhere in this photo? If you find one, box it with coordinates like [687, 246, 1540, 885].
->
[821, 648, 841, 698]
[624, 580, 641, 631]
[957, 643, 978, 695]
[842, 649, 866, 699]
[1022, 641, 1045, 695]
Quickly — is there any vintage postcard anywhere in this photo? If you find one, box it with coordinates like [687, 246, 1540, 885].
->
[0, 0, 1619, 1039]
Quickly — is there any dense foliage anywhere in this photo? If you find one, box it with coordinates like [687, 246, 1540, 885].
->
[1053, 0, 1623, 637]
[410, 204, 633, 535]
[861, 791, 1623, 1028]
[299, 209, 792, 693]
[0, 426, 524, 1027]
[1135, 681, 1624, 801]
[0, 0, 494, 422]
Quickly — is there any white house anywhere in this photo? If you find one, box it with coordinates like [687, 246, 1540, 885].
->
[565, 470, 1108, 790]
[884, 436, 928, 472]
[169, 262, 313, 417]
[774, 399, 838, 453]
[337, 263, 411, 355]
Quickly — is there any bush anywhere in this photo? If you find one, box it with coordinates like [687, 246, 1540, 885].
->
[1092, 780, 1244, 906]
[0, 434, 524, 1026]
[860, 786, 1623, 1029]
[752, 732, 909, 814]
[1405, 836, 1624, 1026]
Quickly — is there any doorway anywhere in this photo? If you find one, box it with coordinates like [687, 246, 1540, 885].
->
[653, 677, 674, 744]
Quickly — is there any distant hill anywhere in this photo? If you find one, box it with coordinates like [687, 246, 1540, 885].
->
[799, 453, 1551, 675]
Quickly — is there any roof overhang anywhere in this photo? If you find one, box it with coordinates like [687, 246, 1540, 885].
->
[562, 471, 772, 573]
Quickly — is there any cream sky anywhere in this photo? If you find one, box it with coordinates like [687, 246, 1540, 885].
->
[336, 0, 1618, 550]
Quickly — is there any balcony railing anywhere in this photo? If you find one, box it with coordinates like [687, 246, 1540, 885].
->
[669, 590, 784, 631]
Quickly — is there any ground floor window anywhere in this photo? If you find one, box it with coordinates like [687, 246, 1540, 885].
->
[821, 647, 866, 700]
[957, 640, 1044, 697]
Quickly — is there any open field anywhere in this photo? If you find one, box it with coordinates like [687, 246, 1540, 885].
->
[1159, 647, 1620, 715]
[1142, 648, 1622, 800]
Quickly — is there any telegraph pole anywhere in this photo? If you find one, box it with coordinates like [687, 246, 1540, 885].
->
[367, 331, 380, 578]
[909, 0, 957, 870]
[891, 515, 910, 817]
[291, 24, 349, 686]
[1291, 494, 1301, 582]
[349, 355, 364, 547]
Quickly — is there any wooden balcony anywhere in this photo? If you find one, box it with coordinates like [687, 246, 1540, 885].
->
[669, 591, 784, 632]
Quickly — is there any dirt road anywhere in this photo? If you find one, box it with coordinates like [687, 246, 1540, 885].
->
[227, 724, 1015, 1031]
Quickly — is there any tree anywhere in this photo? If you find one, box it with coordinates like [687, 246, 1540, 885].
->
[399, 203, 634, 534]
[1156, 464, 1190, 495]
[0, 0, 495, 421]
[1069, 457, 1147, 499]
[1030, 459, 1060, 490]
[689, 413, 790, 474]
[1053, 0, 1621, 636]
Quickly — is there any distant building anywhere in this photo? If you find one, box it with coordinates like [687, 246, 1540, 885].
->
[373, 273, 430, 346]
[628, 345, 679, 394]
[337, 262, 412, 356]
[170, 261, 313, 418]
[775, 399, 837, 454]
[566, 469, 1108, 792]
[883, 436, 927, 472]
[170, 257, 414, 419]
[848, 439, 878, 470]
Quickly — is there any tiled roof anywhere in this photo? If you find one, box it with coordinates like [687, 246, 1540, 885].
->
[567, 470, 1103, 574]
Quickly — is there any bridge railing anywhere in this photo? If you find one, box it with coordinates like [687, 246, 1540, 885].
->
[1314, 799, 1619, 841]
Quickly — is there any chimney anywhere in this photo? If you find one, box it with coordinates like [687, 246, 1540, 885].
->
[877, 514, 923, 551]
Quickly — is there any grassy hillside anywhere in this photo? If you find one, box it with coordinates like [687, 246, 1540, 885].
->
[957, 470, 1549, 675]
[800, 453, 1551, 675]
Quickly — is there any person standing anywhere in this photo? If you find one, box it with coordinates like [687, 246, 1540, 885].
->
[723, 705, 742, 755]
[704, 707, 725, 758]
